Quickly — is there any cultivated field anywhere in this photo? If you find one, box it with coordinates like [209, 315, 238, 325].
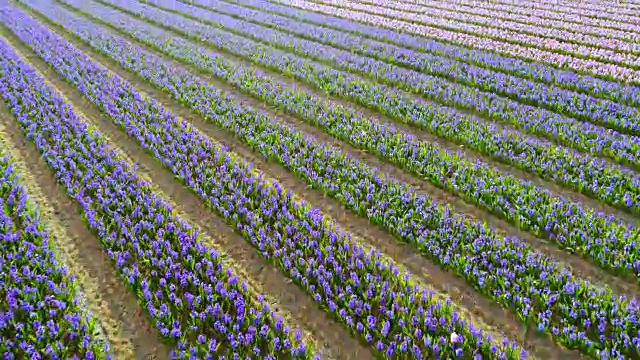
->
[1, 0, 639, 358]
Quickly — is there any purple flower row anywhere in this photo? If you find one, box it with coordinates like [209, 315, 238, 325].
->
[227, 0, 640, 106]
[170, 0, 640, 153]
[21, 1, 640, 357]
[393, 0, 640, 41]
[4, 2, 521, 358]
[0, 10, 315, 359]
[74, 0, 640, 215]
[271, 0, 640, 82]
[54, 0, 640, 280]
[352, 0, 640, 55]
[0, 120, 111, 359]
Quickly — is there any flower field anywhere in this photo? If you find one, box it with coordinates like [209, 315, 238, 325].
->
[0, 0, 638, 359]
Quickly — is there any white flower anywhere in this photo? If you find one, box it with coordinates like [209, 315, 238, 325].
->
[450, 332, 461, 344]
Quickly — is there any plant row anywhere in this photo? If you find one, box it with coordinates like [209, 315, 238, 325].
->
[2, 3, 524, 358]
[227, 0, 640, 106]
[558, 0, 640, 13]
[49, 0, 640, 280]
[19, 1, 640, 357]
[159, 0, 640, 150]
[545, 0, 640, 12]
[0, 12, 317, 359]
[271, 0, 640, 82]
[0, 116, 111, 358]
[66, 0, 640, 216]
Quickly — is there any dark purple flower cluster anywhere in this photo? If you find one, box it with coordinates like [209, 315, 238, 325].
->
[0, 18, 313, 360]
[0, 3, 522, 358]
[0, 140, 111, 357]
[31, 0, 640, 282]
[8, 1, 640, 358]
[77, 0, 640, 215]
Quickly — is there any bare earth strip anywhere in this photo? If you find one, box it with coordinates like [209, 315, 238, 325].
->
[14, 5, 597, 359]
[0, 17, 376, 360]
[50, 0, 640, 299]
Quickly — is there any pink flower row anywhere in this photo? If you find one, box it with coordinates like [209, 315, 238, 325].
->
[360, 0, 640, 42]
[360, 0, 640, 52]
[308, 0, 640, 68]
[520, 0, 640, 19]
[426, 0, 640, 13]
[427, 0, 640, 24]
[276, 0, 640, 82]
[408, 0, 640, 32]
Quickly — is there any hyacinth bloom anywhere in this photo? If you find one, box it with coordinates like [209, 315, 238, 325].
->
[346, 0, 640, 44]
[270, 0, 640, 82]
[292, 0, 640, 68]
[147, 0, 640, 165]
[0, 2, 529, 358]
[1, 0, 640, 358]
[9, 0, 640, 357]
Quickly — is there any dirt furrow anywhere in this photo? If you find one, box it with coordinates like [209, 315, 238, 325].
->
[47, 1, 640, 298]
[17, 6, 596, 359]
[0, 19, 374, 360]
